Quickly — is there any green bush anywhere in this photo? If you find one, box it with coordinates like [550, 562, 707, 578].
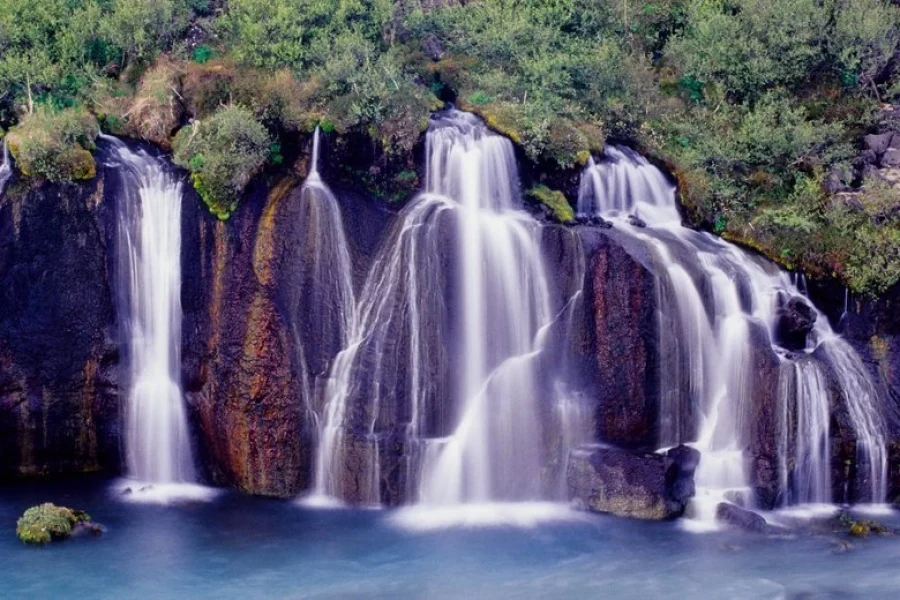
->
[173, 104, 271, 219]
[6, 105, 99, 181]
[16, 503, 91, 545]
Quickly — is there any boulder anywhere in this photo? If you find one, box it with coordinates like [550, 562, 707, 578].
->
[586, 232, 662, 449]
[881, 148, 900, 168]
[567, 444, 699, 519]
[864, 133, 893, 155]
[715, 502, 771, 533]
[745, 320, 784, 509]
[16, 503, 103, 545]
[627, 214, 646, 228]
[775, 296, 817, 350]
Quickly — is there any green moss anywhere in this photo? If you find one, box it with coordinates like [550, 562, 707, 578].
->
[527, 185, 575, 224]
[16, 503, 90, 545]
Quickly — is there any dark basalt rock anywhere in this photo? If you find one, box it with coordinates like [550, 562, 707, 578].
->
[567, 444, 699, 519]
[0, 176, 121, 479]
[745, 320, 784, 509]
[627, 214, 646, 228]
[576, 215, 613, 228]
[716, 502, 772, 533]
[775, 296, 817, 351]
[583, 230, 661, 449]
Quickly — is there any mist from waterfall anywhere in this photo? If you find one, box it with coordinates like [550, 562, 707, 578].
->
[578, 146, 888, 520]
[105, 136, 194, 484]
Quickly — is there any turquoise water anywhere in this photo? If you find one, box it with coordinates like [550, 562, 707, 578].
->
[2, 478, 899, 599]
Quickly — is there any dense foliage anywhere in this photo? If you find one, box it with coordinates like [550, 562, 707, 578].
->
[173, 104, 271, 218]
[0, 0, 898, 292]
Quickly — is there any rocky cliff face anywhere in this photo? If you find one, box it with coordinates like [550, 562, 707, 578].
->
[0, 174, 120, 479]
[2, 144, 900, 513]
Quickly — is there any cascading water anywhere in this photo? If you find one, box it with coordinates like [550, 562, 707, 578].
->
[416, 112, 560, 505]
[0, 140, 11, 196]
[578, 146, 888, 521]
[311, 110, 587, 509]
[297, 128, 361, 504]
[104, 135, 194, 484]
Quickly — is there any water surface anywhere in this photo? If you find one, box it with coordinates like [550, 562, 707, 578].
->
[2, 479, 898, 599]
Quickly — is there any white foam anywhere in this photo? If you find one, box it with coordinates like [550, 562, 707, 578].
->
[296, 493, 347, 510]
[852, 503, 895, 517]
[112, 479, 220, 505]
[387, 502, 590, 531]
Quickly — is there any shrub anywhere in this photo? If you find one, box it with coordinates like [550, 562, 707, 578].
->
[16, 503, 91, 545]
[123, 56, 183, 147]
[6, 105, 99, 181]
[172, 104, 271, 219]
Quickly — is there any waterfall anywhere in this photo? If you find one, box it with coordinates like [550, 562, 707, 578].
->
[416, 111, 557, 505]
[578, 146, 887, 517]
[299, 128, 362, 504]
[311, 110, 583, 507]
[104, 136, 194, 484]
[0, 140, 11, 196]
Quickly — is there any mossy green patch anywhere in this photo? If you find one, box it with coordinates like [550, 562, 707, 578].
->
[527, 185, 575, 224]
[16, 503, 91, 545]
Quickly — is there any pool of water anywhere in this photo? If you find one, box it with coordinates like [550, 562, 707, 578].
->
[2, 478, 899, 599]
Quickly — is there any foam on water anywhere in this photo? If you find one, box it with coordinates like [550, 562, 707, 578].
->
[389, 502, 590, 531]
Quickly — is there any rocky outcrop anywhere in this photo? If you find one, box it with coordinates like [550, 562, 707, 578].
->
[582, 229, 661, 449]
[774, 296, 817, 351]
[0, 176, 120, 479]
[716, 502, 775, 533]
[567, 444, 699, 519]
[744, 320, 785, 509]
[181, 178, 312, 497]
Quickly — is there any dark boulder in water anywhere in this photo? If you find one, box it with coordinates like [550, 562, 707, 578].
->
[567, 444, 698, 520]
[775, 296, 817, 350]
[627, 214, 646, 228]
[715, 502, 771, 533]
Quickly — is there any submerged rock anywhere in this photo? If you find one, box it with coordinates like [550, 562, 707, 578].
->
[715, 502, 771, 533]
[567, 444, 699, 520]
[16, 503, 103, 545]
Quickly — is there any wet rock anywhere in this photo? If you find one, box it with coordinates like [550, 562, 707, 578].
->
[576, 214, 613, 229]
[715, 502, 770, 533]
[16, 503, 103, 545]
[182, 180, 311, 498]
[881, 148, 900, 168]
[0, 175, 121, 479]
[567, 444, 698, 519]
[775, 297, 817, 351]
[586, 232, 661, 449]
[864, 133, 894, 155]
[627, 214, 646, 228]
[745, 320, 784, 508]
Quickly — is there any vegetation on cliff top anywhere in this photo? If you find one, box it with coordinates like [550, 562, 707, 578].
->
[0, 0, 898, 292]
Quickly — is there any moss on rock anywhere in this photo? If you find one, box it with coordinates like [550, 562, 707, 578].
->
[16, 503, 92, 545]
[527, 185, 575, 224]
[7, 106, 99, 182]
